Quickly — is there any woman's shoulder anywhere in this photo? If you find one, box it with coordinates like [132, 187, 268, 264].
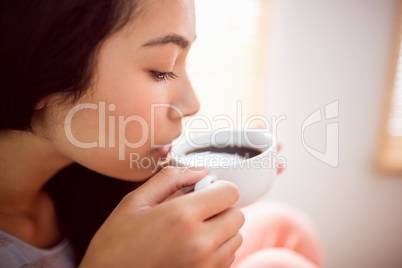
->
[0, 229, 75, 268]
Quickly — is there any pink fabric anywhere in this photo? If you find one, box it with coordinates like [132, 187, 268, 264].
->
[232, 201, 324, 268]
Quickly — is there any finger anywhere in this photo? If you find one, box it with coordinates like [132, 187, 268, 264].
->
[249, 122, 266, 129]
[277, 143, 282, 152]
[180, 180, 240, 221]
[276, 143, 283, 175]
[125, 167, 208, 208]
[202, 208, 245, 249]
[212, 232, 243, 268]
[164, 188, 185, 202]
[222, 255, 236, 268]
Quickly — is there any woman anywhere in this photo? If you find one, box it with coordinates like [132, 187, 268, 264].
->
[0, 0, 323, 267]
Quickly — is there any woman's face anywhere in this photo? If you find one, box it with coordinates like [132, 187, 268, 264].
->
[40, 0, 199, 181]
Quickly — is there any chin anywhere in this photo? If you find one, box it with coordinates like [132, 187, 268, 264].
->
[82, 149, 167, 181]
[98, 165, 161, 182]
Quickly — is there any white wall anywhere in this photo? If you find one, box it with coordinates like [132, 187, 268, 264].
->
[265, 1, 402, 268]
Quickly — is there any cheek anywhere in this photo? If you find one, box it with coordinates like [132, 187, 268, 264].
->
[79, 91, 175, 153]
[101, 78, 180, 146]
[50, 62, 183, 179]
[68, 106, 101, 143]
[50, 104, 159, 181]
[151, 90, 186, 144]
[122, 102, 178, 148]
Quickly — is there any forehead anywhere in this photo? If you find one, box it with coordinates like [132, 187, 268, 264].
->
[124, 0, 196, 46]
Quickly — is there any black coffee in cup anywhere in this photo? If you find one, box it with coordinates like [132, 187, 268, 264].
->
[186, 146, 262, 161]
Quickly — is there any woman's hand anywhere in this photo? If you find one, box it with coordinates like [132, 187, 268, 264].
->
[80, 167, 245, 268]
[277, 143, 284, 175]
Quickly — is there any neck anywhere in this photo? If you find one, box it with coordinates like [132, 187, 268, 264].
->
[0, 130, 72, 213]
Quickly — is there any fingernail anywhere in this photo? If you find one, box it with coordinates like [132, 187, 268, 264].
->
[188, 166, 206, 171]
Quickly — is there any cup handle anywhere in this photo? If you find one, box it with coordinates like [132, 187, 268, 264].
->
[194, 174, 217, 191]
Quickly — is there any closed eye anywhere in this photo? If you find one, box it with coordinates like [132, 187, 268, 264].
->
[150, 71, 178, 82]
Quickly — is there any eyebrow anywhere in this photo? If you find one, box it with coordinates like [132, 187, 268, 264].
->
[142, 34, 191, 49]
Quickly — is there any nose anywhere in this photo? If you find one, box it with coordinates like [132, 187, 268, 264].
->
[169, 72, 200, 120]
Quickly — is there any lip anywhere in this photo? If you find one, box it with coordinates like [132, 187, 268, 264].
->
[156, 143, 172, 157]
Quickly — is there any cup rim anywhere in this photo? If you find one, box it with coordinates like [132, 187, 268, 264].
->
[170, 129, 275, 168]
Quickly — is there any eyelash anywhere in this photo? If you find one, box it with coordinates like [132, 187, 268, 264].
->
[150, 71, 178, 82]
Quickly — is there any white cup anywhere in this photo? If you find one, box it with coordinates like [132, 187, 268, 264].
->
[170, 129, 277, 207]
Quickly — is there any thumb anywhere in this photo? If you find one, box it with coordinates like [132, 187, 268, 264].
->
[126, 166, 208, 209]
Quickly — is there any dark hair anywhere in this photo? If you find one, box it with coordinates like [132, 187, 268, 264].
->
[0, 0, 138, 130]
